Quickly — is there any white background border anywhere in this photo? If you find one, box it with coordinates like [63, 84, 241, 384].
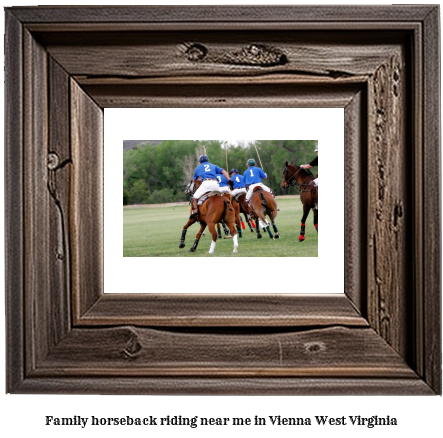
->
[105, 108, 343, 294]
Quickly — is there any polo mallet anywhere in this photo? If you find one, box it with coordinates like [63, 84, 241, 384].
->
[224, 140, 232, 195]
[224, 140, 236, 237]
[254, 141, 264, 171]
[224, 140, 228, 171]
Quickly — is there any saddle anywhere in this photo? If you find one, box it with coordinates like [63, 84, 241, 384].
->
[197, 191, 220, 206]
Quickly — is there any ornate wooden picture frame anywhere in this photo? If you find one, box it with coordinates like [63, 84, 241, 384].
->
[5, 6, 441, 394]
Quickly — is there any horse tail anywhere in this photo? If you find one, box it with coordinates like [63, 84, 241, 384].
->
[259, 192, 267, 208]
[223, 199, 233, 213]
[220, 199, 232, 222]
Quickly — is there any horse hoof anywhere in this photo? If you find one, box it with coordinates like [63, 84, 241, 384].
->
[257, 234, 262, 239]
[275, 234, 280, 239]
[189, 248, 196, 252]
[179, 242, 185, 248]
[298, 235, 305, 242]
[233, 247, 238, 253]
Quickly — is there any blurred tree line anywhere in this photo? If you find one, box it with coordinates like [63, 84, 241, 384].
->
[123, 140, 318, 205]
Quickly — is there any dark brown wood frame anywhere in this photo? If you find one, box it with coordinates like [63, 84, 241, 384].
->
[5, 6, 441, 394]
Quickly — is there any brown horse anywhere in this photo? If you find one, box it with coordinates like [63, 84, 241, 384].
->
[224, 192, 243, 238]
[179, 180, 238, 253]
[281, 161, 318, 241]
[248, 187, 280, 240]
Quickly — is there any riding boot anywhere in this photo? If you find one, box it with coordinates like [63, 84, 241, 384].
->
[190, 198, 198, 219]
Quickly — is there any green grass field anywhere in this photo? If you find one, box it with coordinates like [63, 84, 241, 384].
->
[123, 197, 318, 257]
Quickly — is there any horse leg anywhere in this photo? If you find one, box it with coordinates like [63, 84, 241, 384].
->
[314, 208, 318, 233]
[217, 223, 222, 239]
[234, 204, 242, 238]
[299, 204, 310, 241]
[263, 213, 274, 240]
[265, 224, 274, 239]
[254, 218, 262, 239]
[221, 221, 230, 236]
[225, 218, 239, 253]
[179, 217, 197, 248]
[207, 222, 218, 254]
[239, 211, 246, 233]
[245, 214, 255, 232]
[272, 222, 280, 238]
[270, 211, 280, 239]
[189, 223, 206, 252]
[236, 219, 243, 238]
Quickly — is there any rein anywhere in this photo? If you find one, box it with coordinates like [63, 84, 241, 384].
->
[281, 166, 315, 192]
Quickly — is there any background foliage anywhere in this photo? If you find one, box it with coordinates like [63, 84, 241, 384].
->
[123, 140, 318, 205]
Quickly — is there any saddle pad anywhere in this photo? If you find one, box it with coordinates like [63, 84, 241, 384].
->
[197, 192, 220, 205]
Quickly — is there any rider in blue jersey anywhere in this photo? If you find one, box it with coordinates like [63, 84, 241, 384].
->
[229, 168, 247, 197]
[190, 154, 232, 218]
[243, 158, 272, 202]
[216, 173, 232, 194]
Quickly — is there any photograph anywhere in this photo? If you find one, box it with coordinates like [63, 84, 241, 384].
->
[123, 139, 319, 257]
[104, 107, 342, 295]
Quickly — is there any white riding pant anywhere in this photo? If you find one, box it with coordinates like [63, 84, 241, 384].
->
[219, 186, 231, 195]
[232, 187, 247, 197]
[313, 178, 318, 187]
[193, 179, 220, 200]
[246, 183, 271, 202]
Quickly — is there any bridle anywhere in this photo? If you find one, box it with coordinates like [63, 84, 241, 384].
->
[184, 180, 196, 197]
[281, 165, 315, 192]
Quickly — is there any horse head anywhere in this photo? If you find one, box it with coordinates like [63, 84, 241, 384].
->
[184, 181, 195, 196]
[281, 161, 298, 189]
[282, 161, 313, 189]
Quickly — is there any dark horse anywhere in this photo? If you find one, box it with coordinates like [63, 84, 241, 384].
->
[215, 191, 243, 239]
[233, 192, 256, 233]
[226, 192, 247, 238]
[248, 187, 280, 240]
[179, 180, 238, 253]
[281, 161, 318, 241]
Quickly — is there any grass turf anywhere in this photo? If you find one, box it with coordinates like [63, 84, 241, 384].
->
[123, 198, 317, 257]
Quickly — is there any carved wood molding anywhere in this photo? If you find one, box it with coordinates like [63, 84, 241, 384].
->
[5, 5, 440, 394]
